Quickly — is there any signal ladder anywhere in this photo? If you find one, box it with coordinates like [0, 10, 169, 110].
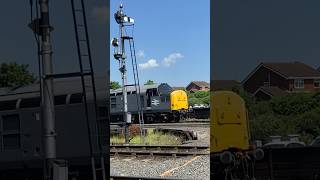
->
[70, 0, 106, 180]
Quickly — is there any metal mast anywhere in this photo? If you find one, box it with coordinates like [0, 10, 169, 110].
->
[112, 4, 137, 144]
[119, 4, 130, 144]
[39, 0, 56, 179]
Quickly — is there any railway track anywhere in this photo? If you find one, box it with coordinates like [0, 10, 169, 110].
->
[110, 176, 193, 180]
[110, 145, 209, 157]
[111, 122, 209, 129]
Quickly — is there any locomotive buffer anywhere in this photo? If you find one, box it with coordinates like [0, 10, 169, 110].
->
[112, 4, 145, 144]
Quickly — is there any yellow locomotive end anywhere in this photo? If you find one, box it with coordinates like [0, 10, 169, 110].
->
[170, 90, 188, 111]
[211, 91, 250, 153]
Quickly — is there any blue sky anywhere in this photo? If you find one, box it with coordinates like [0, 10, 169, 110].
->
[0, 1, 107, 78]
[213, 0, 320, 81]
[110, 0, 210, 87]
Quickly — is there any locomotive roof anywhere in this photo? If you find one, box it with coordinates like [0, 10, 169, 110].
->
[110, 84, 159, 94]
[0, 76, 107, 101]
[110, 83, 173, 95]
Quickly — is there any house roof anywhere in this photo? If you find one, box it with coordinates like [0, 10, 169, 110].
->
[211, 80, 240, 90]
[263, 62, 320, 78]
[242, 62, 320, 84]
[186, 81, 209, 89]
[254, 86, 289, 98]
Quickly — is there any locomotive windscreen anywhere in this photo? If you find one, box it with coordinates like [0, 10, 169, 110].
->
[157, 83, 172, 95]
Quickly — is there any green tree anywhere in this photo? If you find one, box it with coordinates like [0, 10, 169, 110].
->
[0, 62, 36, 88]
[188, 97, 201, 106]
[110, 81, 121, 89]
[144, 80, 155, 85]
[246, 91, 320, 144]
[193, 91, 209, 98]
[187, 90, 210, 106]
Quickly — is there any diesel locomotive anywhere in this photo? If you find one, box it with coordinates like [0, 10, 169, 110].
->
[110, 83, 189, 123]
[211, 91, 264, 179]
[0, 77, 108, 178]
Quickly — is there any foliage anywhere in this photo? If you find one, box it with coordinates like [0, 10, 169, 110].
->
[244, 91, 320, 144]
[144, 80, 155, 85]
[110, 129, 182, 145]
[0, 62, 36, 88]
[110, 81, 121, 89]
[187, 90, 210, 106]
[130, 131, 182, 145]
[270, 93, 320, 115]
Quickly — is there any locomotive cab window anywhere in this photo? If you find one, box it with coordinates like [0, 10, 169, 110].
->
[3, 134, 20, 150]
[2, 114, 20, 131]
[1, 114, 21, 150]
[69, 93, 83, 104]
[54, 95, 67, 105]
[116, 92, 123, 96]
[111, 97, 117, 109]
[20, 97, 40, 108]
[146, 88, 158, 97]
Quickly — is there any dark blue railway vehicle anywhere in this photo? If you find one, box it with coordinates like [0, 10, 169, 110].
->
[110, 83, 188, 123]
[0, 77, 108, 179]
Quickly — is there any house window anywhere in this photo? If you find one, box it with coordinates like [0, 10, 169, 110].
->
[294, 79, 304, 89]
[314, 79, 320, 88]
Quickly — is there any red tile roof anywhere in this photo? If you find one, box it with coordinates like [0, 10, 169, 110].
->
[190, 81, 209, 87]
[262, 62, 320, 78]
[211, 80, 240, 90]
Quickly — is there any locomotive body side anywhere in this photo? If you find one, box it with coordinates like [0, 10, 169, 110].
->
[0, 77, 108, 169]
[211, 91, 250, 153]
[110, 84, 189, 123]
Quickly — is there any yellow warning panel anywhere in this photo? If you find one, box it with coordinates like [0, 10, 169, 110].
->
[170, 90, 188, 111]
[211, 91, 250, 153]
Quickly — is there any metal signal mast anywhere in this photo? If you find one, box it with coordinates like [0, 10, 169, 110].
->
[29, 0, 56, 179]
[112, 4, 145, 144]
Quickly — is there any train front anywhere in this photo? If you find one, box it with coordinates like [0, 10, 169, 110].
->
[211, 91, 264, 179]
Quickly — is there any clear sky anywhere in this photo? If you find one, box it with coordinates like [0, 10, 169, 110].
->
[0, 1, 108, 78]
[110, 0, 210, 87]
[213, 0, 320, 81]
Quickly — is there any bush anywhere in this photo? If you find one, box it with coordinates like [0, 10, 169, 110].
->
[193, 91, 209, 98]
[270, 93, 319, 115]
[238, 91, 320, 144]
[188, 91, 210, 106]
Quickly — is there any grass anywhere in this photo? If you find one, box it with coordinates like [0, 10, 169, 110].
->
[110, 129, 183, 145]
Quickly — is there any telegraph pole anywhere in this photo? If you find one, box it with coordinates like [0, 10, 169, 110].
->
[39, 0, 56, 179]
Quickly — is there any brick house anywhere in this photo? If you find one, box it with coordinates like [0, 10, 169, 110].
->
[186, 81, 209, 92]
[242, 62, 320, 99]
[211, 80, 241, 91]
